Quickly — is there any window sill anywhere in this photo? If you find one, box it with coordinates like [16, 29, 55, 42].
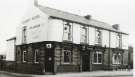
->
[63, 40, 72, 43]
[80, 42, 88, 45]
[112, 63, 121, 65]
[34, 62, 39, 64]
[61, 62, 73, 65]
[92, 63, 102, 64]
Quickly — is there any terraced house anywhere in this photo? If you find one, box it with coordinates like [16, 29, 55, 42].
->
[6, 0, 129, 74]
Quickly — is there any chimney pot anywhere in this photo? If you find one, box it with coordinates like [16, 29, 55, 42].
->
[112, 24, 120, 30]
[84, 15, 91, 20]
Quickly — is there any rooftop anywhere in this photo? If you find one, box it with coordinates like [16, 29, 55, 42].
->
[38, 5, 128, 35]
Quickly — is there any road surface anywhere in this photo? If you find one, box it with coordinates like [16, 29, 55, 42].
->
[0, 74, 133, 77]
[0, 70, 133, 77]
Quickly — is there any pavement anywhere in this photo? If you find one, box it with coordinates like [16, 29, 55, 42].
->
[0, 70, 133, 77]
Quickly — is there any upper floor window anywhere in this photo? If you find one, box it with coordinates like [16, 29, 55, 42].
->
[95, 29, 102, 45]
[112, 53, 121, 64]
[22, 26, 27, 44]
[93, 52, 102, 64]
[116, 33, 122, 48]
[34, 49, 40, 63]
[63, 21, 73, 41]
[80, 26, 88, 43]
[23, 51, 27, 63]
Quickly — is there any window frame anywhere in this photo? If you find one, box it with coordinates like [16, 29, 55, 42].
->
[116, 33, 122, 48]
[95, 29, 102, 45]
[22, 51, 27, 63]
[63, 21, 73, 41]
[63, 49, 72, 64]
[34, 49, 40, 64]
[112, 53, 122, 64]
[93, 52, 103, 64]
[80, 26, 88, 43]
[22, 26, 27, 44]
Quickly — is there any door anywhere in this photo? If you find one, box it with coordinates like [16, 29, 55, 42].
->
[82, 51, 90, 71]
[45, 48, 54, 72]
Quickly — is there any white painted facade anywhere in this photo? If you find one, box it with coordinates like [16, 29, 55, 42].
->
[16, 3, 128, 50]
[16, 6, 49, 45]
[110, 32, 117, 48]
[73, 23, 81, 44]
[122, 34, 128, 49]
[16, 26, 23, 45]
[6, 39, 16, 61]
[48, 18, 63, 42]
[89, 27, 96, 45]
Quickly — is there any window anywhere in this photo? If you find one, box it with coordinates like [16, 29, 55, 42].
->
[95, 29, 102, 45]
[22, 26, 27, 44]
[112, 53, 121, 64]
[81, 26, 88, 43]
[93, 52, 102, 64]
[34, 49, 40, 63]
[63, 50, 72, 63]
[63, 21, 72, 41]
[23, 51, 27, 63]
[116, 33, 122, 48]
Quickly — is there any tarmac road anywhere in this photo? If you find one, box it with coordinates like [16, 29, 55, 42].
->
[0, 74, 133, 77]
[0, 73, 32, 77]
[98, 76, 132, 77]
[0, 70, 133, 77]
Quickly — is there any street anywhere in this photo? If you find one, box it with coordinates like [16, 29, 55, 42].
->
[0, 74, 133, 77]
[0, 73, 32, 77]
[0, 70, 133, 77]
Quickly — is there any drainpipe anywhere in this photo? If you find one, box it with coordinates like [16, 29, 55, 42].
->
[108, 31, 111, 70]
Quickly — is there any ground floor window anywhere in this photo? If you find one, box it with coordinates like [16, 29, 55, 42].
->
[112, 53, 121, 64]
[93, 52, 102, 64]
[34, 49, 40, 63]
[63, 49, 72, 64]
[23, 51, 27, 63]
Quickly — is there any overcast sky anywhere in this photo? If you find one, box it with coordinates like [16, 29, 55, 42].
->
[0, 0, 134, 54]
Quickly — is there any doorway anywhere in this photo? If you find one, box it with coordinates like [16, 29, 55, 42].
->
[82, 51, 90, 71]
[44, 47, 54, 73]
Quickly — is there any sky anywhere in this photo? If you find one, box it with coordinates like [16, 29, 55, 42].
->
[0, 0, 134, 54]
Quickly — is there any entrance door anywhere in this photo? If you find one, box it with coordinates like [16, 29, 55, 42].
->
[82, 51, 90, 71]
[45, 48, 54, 73]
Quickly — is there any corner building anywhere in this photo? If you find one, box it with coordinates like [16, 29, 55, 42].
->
[6, 0, 129, 74]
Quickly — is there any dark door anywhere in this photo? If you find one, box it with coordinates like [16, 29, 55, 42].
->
[82, 51, 90, 71]
[45, 48, 54, 72]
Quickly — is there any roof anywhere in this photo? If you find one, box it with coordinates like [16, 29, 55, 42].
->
[38, 5, 128, 35]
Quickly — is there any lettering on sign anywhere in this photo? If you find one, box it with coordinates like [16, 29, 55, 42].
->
[22, 15, 40, 24]
[32, 15, 40, 20]
[29, 24, 40, 29]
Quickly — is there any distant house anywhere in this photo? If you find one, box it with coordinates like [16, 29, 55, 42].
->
[6, 0, 129, 74]
[0, 55, 6, 70]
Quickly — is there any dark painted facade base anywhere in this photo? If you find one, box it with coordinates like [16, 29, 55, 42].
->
[0, 41, 129, 74]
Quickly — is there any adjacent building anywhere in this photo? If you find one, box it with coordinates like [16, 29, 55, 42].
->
[6, 0, 129, 74]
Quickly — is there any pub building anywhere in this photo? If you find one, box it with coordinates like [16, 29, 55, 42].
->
[6, 0, 129, 74]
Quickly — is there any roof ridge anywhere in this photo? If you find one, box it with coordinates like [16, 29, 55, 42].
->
[37, 5, 128, 35]
[38, 5, 84, 18]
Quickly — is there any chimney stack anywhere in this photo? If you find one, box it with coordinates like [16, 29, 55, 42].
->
[34, 0, 38, 6]
[84, 15, 92, 20]
[112, 24, 120, 30]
